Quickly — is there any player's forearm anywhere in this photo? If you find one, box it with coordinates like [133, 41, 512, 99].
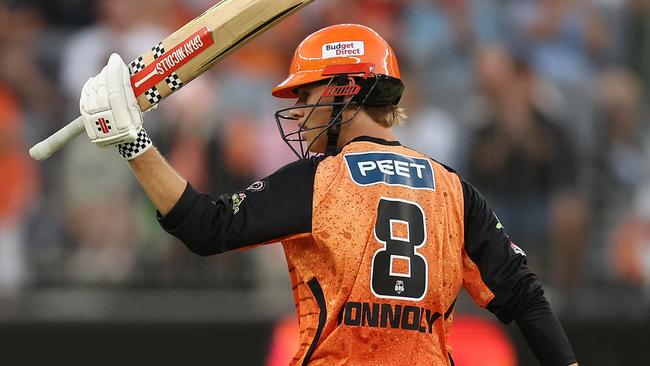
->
[128, 147, 187, 215]
[514, 296, 577, 366]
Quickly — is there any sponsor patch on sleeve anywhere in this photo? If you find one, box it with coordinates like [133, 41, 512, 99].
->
[510, 242, 526, 256]
[231, 193, 247, 214]
[246, 181, 266, 192]
[344, 152, 435, 190]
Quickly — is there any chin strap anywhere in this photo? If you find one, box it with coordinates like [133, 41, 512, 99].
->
[325, 76, 348, 156]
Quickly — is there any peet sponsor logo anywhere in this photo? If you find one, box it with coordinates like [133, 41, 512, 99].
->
[322, 41, 364, 59]
[344, 152, 435, 190]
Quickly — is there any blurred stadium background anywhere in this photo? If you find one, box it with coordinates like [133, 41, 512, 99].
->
[0, 0, 648, 364]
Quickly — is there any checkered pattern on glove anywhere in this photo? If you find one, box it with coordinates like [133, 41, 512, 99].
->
[117, 128, 153, 160]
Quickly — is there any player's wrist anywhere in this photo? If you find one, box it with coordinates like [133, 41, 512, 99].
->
[116, 128, 153, 160]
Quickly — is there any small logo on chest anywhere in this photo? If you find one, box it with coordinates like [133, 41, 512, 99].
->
[395, 280, 405, 294]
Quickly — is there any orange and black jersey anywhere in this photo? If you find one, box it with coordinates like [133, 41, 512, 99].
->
[159, 136, 576, 366]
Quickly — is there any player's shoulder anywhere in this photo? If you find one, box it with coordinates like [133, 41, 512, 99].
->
[395, 142, 460, 176]
[264, 155, 327, 189]
[275, 155, 326, 174]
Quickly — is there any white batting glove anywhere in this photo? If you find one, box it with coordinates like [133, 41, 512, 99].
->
[80, 53, 152, 160]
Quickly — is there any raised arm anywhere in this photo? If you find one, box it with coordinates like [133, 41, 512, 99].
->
[77, 53, 318, 255]
[128, 148, 186, 216]
[77, 53, 187, 215]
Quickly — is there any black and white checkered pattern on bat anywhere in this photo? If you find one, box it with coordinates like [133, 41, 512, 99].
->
[144, 86, 162, 105]
[117, 128, 152, 160]
[152, 42, 165, 59]
[129, 57, 146, 76]
[165, 73, 183, 91]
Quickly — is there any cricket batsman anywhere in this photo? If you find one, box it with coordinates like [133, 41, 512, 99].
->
[78, 24, 578, 365]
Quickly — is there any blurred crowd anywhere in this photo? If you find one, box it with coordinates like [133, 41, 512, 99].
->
[0, 0, 648, 317]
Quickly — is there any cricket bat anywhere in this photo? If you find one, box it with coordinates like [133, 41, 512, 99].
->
[29, 0, 315, 161]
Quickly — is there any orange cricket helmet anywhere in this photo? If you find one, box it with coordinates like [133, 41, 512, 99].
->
[272, 23, 403, 102]
[273, 24, 405, 159]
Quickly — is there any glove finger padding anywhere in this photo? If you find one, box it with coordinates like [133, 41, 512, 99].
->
[80, 77, 97, 140]
[80, 73, 122, 146]
[79, 53, 144, 148]
[106, 54, 133, 131]
[118, 56, 144, 130]
[95, 76, 110, 113]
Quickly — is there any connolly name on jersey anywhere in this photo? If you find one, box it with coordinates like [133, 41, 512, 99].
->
[337, 300, 452, 334]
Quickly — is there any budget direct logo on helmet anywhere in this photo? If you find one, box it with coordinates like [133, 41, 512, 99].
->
[272, 24, 401, 99]
[322, 41, 365, 59]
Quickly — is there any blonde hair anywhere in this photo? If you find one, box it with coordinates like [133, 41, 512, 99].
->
[364, 105, 407, 127]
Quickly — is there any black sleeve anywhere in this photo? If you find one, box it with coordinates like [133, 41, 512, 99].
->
[157, 156, 322, 256]
[462, 180, 576, 365]
[516, 297, 577, 366]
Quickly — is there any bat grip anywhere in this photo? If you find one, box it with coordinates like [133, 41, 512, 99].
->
[29, 116, 84, 161]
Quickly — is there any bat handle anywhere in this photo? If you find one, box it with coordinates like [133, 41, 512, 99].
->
[29, 116, 84, 161]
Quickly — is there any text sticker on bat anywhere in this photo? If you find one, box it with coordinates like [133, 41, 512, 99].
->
[130, 27, 215, 96]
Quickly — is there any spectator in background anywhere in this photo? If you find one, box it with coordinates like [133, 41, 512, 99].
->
[319, 0, 406, 45]
[466, 44, 587, 284]
[0, 1, 66, 143]
[0, 86, 38, 298]
[60, 137, 140, 283]
[0, 2, 74, 285]
[609, 184, 650, 296]
[506, 0, 608, 155]
[0, 1, 54, 295]
[165, 78, 220, 194]
[395, 76, 466, 169]
[506, 0, 608, 86]
[470, 0, 507, 44]
[20, 0, 95, 28]
[60, 0, 168, 102]
[400, 0, 474, 116]
[216, 17, 301, 122]
[593, 69, 647, 205]
[626, 0, 650, 91]
[593, 69, 648, 295]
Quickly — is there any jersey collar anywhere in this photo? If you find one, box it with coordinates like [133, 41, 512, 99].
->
[345, 135, 402, 147]
[326, 136, 401, 157]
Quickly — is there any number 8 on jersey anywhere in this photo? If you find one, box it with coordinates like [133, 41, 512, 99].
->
[371, 198, 428, 301]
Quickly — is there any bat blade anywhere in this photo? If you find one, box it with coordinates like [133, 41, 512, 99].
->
[129, 0, 314, 111]
[29, 0, 315, 161]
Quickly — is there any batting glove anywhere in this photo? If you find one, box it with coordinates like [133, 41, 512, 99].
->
[80, 53, 152, 160]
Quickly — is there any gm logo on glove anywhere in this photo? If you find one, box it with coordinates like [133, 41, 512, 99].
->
[344, 152, 435, 190]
